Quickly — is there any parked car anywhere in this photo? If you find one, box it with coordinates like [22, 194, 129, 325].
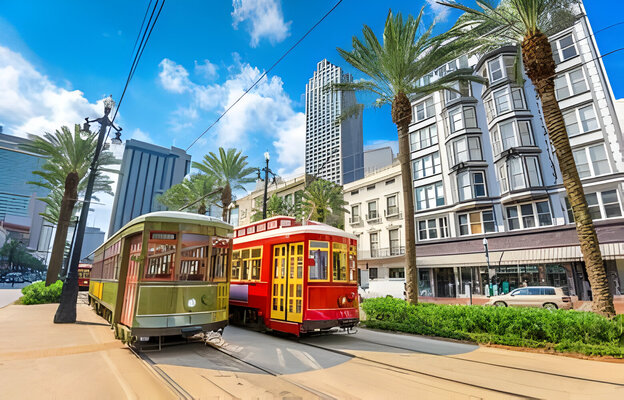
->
[3, 272, 25, 284]
[486, 286, 572, 310]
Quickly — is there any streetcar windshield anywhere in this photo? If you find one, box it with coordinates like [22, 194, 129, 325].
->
[309, 241, 329, 280]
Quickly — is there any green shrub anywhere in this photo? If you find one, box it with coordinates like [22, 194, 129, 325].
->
[20, 280, 63, 305]
[362, 297, 624, 358]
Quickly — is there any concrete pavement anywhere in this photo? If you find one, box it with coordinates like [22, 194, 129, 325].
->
[0, 289, 22, 308]
[0, 303, 177, 399]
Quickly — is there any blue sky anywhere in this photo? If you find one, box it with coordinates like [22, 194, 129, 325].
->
[1, 0, 623, 230]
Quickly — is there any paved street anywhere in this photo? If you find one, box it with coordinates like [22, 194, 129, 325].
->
[144, 325, 624, 399]
[0, 289, 23, 308]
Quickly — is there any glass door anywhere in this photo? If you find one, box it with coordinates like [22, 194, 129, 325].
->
[270, 244, 287, 320]
[287, 243, 304, 323]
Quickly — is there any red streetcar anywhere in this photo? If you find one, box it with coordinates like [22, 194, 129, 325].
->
[229, 216, 359, 336]
[78, 263, 92, 291]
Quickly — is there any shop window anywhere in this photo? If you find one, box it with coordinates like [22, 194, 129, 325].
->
[332, 243, 348, 281]
[309, 241, 329, 280]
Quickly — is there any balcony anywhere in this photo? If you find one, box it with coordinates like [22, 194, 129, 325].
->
[359, 246, 406, 259]
[349, 216, 362, 225]
[366, 212, 381, 224]
[384, 207, 402, 219]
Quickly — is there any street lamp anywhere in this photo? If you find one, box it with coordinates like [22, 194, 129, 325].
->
[54, 95, 122, 323]
[254, 152, 276, 220]
[483, 237, 492, 297]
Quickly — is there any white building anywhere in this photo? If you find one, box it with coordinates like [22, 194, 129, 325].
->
[305, 59, 364, 185]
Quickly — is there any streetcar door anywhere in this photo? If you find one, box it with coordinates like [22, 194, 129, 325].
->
[120, 234, 142, 327]
[286, 242, 304, 323]
[270, 244, 287, 320]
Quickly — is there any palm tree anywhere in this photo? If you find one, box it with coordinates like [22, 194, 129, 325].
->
[20, 125, 119, 286]
[251, 193, 293, 222]
[193, 148, 256, 221]
[439, 0, 615, 317]
[302, 179, 348, 226]
[335, 8, 482, 304]
[157, 173, 218, 215]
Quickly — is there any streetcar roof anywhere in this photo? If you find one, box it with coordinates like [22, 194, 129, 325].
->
[233, 221, 357, 245]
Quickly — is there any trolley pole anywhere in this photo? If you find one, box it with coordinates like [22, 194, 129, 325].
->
[54, 96, 122, 324]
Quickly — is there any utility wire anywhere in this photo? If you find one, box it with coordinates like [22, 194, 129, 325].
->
[185, 0, 344, 151]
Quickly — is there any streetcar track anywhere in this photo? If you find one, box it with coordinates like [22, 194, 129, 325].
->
[306, 332, 624, 388]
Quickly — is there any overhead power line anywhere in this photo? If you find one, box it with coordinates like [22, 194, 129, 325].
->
[185, 0, 344, 151]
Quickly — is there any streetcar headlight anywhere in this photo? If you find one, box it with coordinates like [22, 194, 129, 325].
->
[187, 298, 196, 308]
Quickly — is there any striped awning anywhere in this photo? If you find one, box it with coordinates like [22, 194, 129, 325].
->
[415, 242, 624, 268]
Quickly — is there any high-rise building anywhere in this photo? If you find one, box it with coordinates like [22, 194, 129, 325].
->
[305, 59, 364, 185]
[108, 139, 191, 236]
[345, 3, 624, 304]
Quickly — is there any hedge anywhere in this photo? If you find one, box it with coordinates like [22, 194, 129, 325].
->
[361, 297, 624, 358]
[19, 280, 63, 305]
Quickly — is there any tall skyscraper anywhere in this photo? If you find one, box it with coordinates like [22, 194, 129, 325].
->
[108, 139, 191, 236]
[305, 59, 364, 185]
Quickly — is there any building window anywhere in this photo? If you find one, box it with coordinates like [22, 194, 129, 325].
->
[369, 267, 378, 280]
[389, 229, 400, 255]
[447, 106, 477, 134]
[572, 144, 611, 178]
[389, 268, 405, 279]
[413, 97, 435, 122]
[386, 195, 399, 216]
[350, 204, 360, 223]
[410, 123, 438, 151]
[370, 232, 379, 257]
[491, 120, 535, 155]
[367, 201, 378, 220]
[449, 136, 482, 166]
[458, 210, 496, 235]
[551, 33, 578, 64]
[413, 151, 441, 180]
[457, 171, 486, 201]
[445, 80, 471, 102]
[418, 216, 449, 240]
[488, 87, 526, 119]
[488, 58, 504, 82]
[415, 182, 445, 210]
[566, 190, 623, 222]
[506, 201, 552, 230]
[563, 104, 599, 137]
[499, 156, 542, 192]
[554, 67, 588, 100]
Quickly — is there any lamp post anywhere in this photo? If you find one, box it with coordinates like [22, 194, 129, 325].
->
[54, 95, 122, 323]
[483, 237, 492, 297]
[254, 152, 276, 220]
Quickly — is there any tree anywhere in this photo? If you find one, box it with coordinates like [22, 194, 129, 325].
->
[251, 193, 294, 222]
[335, 8, 481, 304]
[301, 179, 348, 227]
[157, 173, 218, 215]
[20, 125, 119, 286]
[440, 0, 615, 317]
[193, 148, 256, 221]
[0, 239, 45, 272]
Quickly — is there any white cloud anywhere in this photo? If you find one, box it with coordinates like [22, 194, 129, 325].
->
[158, 56, 305, 175]
[425, 0, 451, 23]
[129, 128, 153, 143]
[365, 139, 399, 156]
[231, 0, 291, 47]
[0, 45, 105, 137]
[158, 58, 192, 93]
[194, 59, 219, 80]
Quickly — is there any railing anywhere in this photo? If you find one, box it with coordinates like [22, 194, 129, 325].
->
[366, 212, 381, 223]
[349, 216, 361, 224]
[359, 247, 406, 259]
[384, 207, 402, 219]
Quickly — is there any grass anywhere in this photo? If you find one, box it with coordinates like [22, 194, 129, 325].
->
[362, 297, 624, 358]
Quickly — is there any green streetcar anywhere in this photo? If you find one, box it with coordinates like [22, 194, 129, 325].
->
[88, 211, 232, 347]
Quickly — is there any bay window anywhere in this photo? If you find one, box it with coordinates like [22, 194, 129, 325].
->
[572, 144, 610, 178]
[458, 210, 496, 235]
[506, 201, 552, 230]
[491, 120, 534, 155]
[488, 87, 526, 119]
[499, 156, 542, 192]
[415, 181, 445, 210]
[449, 136, 482, 166]
[447, 106, 477, 134]
[457, 171, 486, 201]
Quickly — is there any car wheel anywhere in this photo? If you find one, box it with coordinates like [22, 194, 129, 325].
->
[494, 301, 507, 307]
[543, 303, 558, 310]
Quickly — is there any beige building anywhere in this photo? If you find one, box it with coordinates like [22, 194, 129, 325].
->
[233, 174, 313, 227]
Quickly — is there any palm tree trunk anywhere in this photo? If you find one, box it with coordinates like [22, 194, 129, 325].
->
[522, 31, 615, 317]
[45, 172, 79, 286]
[393, 92, 418, 305]
[221, 183, 232, 222]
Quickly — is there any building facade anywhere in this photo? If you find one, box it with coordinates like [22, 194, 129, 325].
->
[108, 139, 191, 235]
[345, 8, 624, 301]
[305, 59, 364, 185]
[364, 146, 395, 176]
[233, 174, 312, 227]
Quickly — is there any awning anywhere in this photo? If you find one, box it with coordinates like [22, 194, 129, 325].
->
[415, 242, 624, 268]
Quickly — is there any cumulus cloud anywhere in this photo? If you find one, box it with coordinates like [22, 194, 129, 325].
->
[231, 0, 291, 47]
[425, 0, 451, 22]
[157, 56, 305, 174]
[194, 59, 219, 80]
[158, 58, 192, 93]
[0, 45, 105, 137]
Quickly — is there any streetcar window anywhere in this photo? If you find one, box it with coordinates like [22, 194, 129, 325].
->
[349, 245, 357, 283]
[210, 236, 230, 282]
[233, 246, 262, 281]
[145, 232, 177, 280]
[332, 243, 348, 282]
[231, 251, 241, 280]
[309, 241, 329, 280]
[179, 233, 211, 281]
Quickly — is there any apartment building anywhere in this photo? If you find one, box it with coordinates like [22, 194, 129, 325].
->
[345, 6, 624, 301]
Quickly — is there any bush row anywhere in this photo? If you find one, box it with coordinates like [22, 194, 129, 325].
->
[361, 297, 624, 358]
[19, 280, 63, 305]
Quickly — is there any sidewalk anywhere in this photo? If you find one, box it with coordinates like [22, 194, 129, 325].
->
[0, 303, 177, 399]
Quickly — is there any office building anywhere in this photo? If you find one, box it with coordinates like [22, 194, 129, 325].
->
[345, 5, 624, 303]
[305, 59, 364, 185]
[108, 139, 191, 235]
[364, 146, 394, 175]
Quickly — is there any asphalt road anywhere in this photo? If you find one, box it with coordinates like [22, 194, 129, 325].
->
[0, 289, 23, 308]
[142, 326, 624, 399]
